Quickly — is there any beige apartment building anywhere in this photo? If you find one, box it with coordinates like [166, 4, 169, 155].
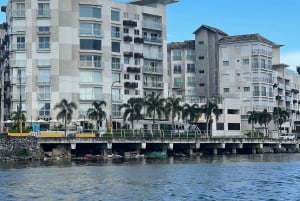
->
[0, 0, 177, 129]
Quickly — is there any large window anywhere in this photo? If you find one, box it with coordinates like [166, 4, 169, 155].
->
[112, 88, 121, 101]
[187, 64, 195, 73]
[37, 3, 50, 17]
[39, 103, 51, 116]
[111, 26, 120, 38]
[111, 10, 120, 21]
[80, 39, 101, 51]
[112, 42, 120, 52]
[80, 87, 102, 100]
[16, 36, 25, 50]
[80, 6, 101, 18]
[37, 26, 50, 34]
[187, 77, 195, 87]
[112, 57, 121, 70]
[80, 71, 102, 83]
[38, 36, 50, 49]
[253, 86, 259, 96]
[112, 73, 120, 82]
[80, 23, 101, 37]
[173, 50, 182, 61]
[173, 64, 182, 74]
[173, 78, 183, 87]
[37, 69, 50, 84]
[15, 3, 25, 17]
[80, 55, 102, 68]
[38, 86, 51, 100]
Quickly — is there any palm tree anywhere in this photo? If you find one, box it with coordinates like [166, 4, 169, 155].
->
[257, 109, 272, 137]
[247, 110, 259, 137]
[164, 96, 182, 130]
[273, 107, 289, 135]
[54, 99, 77, 136]
[200, 101, 220, 137]
[182, 103, 200, 124]
[120, 97, 144, 132]
[86, 101, 107, 134]
[11, 105, 26, 131]
[144, 93, 165, 129]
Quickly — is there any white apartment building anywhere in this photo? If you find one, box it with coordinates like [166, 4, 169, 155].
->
[0, 0, 177, 129]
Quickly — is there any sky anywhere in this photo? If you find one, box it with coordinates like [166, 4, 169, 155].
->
[0, 0, 299, 69]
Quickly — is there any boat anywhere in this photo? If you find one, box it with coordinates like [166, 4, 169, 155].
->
[144, 151, 167, 158]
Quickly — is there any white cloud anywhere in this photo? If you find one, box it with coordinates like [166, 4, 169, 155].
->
[281, 51, 300, 70]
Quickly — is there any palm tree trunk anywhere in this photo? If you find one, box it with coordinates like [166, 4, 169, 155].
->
[64, 116, 67, 137]
[153, 110, 156, 129]
[131, 120, 134, 135]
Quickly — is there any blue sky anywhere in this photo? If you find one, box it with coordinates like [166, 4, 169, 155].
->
[0, 0, 299, 69]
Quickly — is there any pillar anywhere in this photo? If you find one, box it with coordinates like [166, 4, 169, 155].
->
[71, 143, 76, 150]
[213, 148, 218, 155]
[252, 148, 256, 154]
[232, 148, 237, 155]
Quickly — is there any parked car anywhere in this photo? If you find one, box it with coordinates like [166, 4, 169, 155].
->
[280, 133, 296, 140]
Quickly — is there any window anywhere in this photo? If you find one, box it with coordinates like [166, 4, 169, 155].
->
[112, 88, 121, 101]
[243, 87, 250, 92]
[111, 26, 120, 38]
[123, 12, 128, 18]
[134, 14, 139, 20]
[173, 64, 182, 74]
[261, 59, 266, 69]
[80, 6, 101, 18]
[39, 103, 51, 116]
[254, 86, 259, 96]
[124, 74, 129, 79]
[134, 29, 139, 35]
[261, 86, 266, 96]
[135, 90, 140, 95]
[124, 57, 130, 64]
[173, 78, 183, 87]
[217, 123, 224, 130]
[112, 73, 120, 82]
[243, 59, 249, 65]
[187, 64, 195, 73]
[135, 75, 140, 80]
[111, 10, 120, 21]
[134, 58, 140, 65]
[37, 3, 50, 17]
[124, 89, 130, 95]
[38, 36, 50, 49]
[199, 56, 204, 60]
[112, 42, 120, 53]
[17, 36, 25, 50]
[112, 57, 121, 70]
[223, 88, 230, 93]
[187, 77, 195, 87]
[80, 39, 101, 50]
[199, 70, 204, 74]
[16, 3, 25, 17]
[80, 87, 102, 100]
[228, 123, 240, 130]
[123, 28, 129, 34]
[268, 60, 272, 70]
[269, 87, 273, 97]
[198, 41, 204, 45]
[37, 26, 50, 34]
[80, 71, 102, 83]
[80, 55, 102, 68]
[253, 58, 259, 68]
[186, 49, 195, 60]
[37, 69, 50, 84]
[223, 61, 229, 66]
[173, 50, 182, 61]
[199, 83, 205, 87]
[38, 86, 51, 100]
[80, 23, 101, 37]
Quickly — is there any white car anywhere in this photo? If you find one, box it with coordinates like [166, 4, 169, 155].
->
[280, 133, 296, 140]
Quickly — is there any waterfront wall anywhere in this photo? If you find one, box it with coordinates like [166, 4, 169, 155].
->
[0, 136, 43, 160]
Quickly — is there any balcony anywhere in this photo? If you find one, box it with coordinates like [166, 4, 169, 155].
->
[173, 82, 184, 88]
[123, 20, 137, 27]
[143, 21, 162, 30]
[285, 85, 291, 91]
[11, 10, 26, 18]
[134, 37, 144, 44]
[123, 51, 133, 57]
[127, 67, 141, 73]
[37, 78, 51, 85]
[124, 82, 138, 89]
[79, 61, 104, 69]
[134, 52, 143, 58]
[36, 9, 51, 18]
[112, 63, 123, 71]
[80, 29, 103, 38]
[143, 66, 163, 74]
[123, 35, 133, 42]
[143, 81, 163, 89]
[144, 37, 162, 44]
[143, 53, 163, 60]
[37, 93, 51, 100]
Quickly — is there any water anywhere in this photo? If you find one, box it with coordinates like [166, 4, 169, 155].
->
[1, 154, 300, 201]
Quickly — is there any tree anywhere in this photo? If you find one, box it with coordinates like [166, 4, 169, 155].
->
[120, 98, 144, 132]
[182, 103, 200, 124]
[247, 110, 259, 137]
[273, 107, 289, 134]
[54, 99, 77, 136]
[200, 101, 220, 137]
[87, 101, 107, 133]
[164, 96, 182, 130]
[257, 109, 272, 137]
[144, 93, 165, 129]
[11, 105, 26, 131]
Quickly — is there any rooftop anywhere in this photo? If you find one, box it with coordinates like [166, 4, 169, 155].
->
[218, 34, 281, 46]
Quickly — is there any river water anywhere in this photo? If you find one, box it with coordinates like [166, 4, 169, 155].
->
[0, 154, 300, 201]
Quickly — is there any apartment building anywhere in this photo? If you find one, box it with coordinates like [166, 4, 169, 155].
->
[0, 0, 177, 129]
[168, 25, 300, 136]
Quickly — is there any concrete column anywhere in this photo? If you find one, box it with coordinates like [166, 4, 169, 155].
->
[168, 143, 173, 151]
[252, 148, 256, 154]
[213, 148, 218, 155]
[188, 148, 193, 156]
[71, 143, 76, 150]
[232, 148, 237, 155]
[107, 142, 112, 149]
[141, 142, 146, 149]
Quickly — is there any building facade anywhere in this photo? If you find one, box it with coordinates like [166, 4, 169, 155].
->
[0, 0, 177, 129]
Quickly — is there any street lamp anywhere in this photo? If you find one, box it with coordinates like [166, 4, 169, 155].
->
[111, 80, 120, 134]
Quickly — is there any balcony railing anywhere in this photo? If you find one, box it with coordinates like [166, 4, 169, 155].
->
[144, 37, 162, 44]
[142, 21, 162, 30]
[143, 53, 163, 60]
[80, 61, 104, 69]
[143, 81, 163, 88]
[143, 66, 163, 74]
[37, 93, 51, 100]
[10, 43, 26, 51]
[80, 29, 103, 38]
[112, 94, 123, 103]
[111, 31, 121, 39]
[36, 9, 51, 18]
[11, 10, 26, 18]
[112, 63, 123, 71]
[12, 93, 26, 100]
